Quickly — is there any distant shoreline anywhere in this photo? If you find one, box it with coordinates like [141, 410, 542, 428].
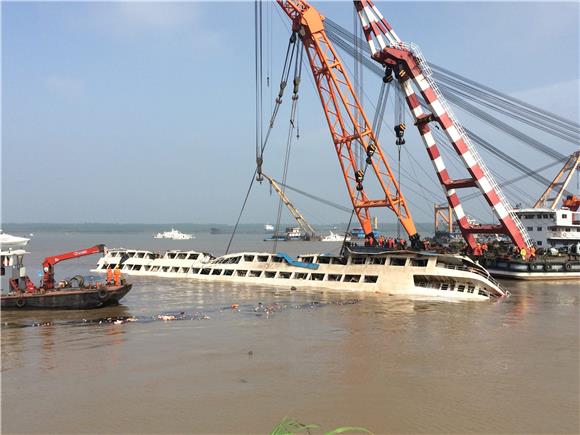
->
[2, 222, 434, 235]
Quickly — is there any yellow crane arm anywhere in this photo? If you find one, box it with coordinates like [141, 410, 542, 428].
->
[534, 151, 580, 209]
[263, 173, 317, 238]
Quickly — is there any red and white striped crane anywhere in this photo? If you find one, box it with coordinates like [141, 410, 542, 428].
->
[353, 0, 532, 252]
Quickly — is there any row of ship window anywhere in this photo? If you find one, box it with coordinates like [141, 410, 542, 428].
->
[521, 214, 553, 219]
[414, 276, 488, 296]
[108, 252, 201, 260]
[213, 255, 429, 267]
[114, 263, 379, 283]
[109, 256, 430, 268]
[525, 226, 577, 232]
[107, 253, 432, 267]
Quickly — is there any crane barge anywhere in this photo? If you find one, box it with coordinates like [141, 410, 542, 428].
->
[1, 244, 132, 310]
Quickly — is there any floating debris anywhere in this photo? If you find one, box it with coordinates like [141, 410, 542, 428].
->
[1, 298, 360, 329]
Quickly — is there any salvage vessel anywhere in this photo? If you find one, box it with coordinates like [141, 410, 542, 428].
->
[2, 243, 132, 310]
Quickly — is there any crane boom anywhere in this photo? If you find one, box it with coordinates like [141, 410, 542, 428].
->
[263, 173, 317, 238]
[42, 244, 105, 290]
[353, 0, 532, 252]
[275, 0, 419, 246]
[534, 151, 580, 209]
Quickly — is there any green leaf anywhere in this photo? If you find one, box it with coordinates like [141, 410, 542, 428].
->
[270, 417, 320, 435]
[324, 427, 372, 435]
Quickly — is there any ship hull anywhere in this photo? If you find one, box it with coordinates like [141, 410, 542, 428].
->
[94, 248, 507, 301]
[1, 284, 132, 310]
[483, 258, 580, 281]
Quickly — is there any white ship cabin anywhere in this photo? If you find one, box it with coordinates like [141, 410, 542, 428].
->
[94, 248, 507, 300]
[516, 208, 580, 248]
[191, 249, 507, 300]
[1, 249, 28, 292]
[94, 249, 213, 276]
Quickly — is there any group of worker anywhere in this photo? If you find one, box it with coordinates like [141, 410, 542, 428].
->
[106, 265, 123, 286]
[512, 245, 537, 261]
[364, 235, 408, 249]
[472, 242, 489, 258]
[360, 235, 543, 262]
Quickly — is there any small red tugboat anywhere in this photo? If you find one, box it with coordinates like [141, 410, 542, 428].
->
[1, 243, 132, 310]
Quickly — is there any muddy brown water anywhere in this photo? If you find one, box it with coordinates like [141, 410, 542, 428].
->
[1, 232, 579, 434]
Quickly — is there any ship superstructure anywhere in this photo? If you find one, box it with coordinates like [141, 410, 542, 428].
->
[94, 247, 508, 301]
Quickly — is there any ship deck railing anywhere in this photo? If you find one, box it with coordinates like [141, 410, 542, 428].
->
[436, 262, 502, 288]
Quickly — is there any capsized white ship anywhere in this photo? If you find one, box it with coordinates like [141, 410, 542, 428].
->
[153, 228, 194, 240]
[93, 246, 509, 301]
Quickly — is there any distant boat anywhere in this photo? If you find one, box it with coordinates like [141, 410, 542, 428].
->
[263, 227, 305, 241]
[350, 228, 365, 239]
[263, 233, 286, 241]
[153, 228, 194, 240]
[0, 231, 30, 248]
[285, 227, 304, 241]
[264, 224, 275, 232]
[321, 231, 351, 242]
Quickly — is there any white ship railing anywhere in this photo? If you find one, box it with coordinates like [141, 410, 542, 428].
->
[436, 262, 503, 289]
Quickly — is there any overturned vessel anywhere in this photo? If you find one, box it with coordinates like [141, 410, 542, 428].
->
[94, 246, 508, 301]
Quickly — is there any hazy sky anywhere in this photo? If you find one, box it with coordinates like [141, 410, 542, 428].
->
[2, 1, 579, 225]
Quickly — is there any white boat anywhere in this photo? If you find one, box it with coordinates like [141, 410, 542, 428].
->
[0, 231, 30, 248]
[515, 207, 579, 249]
[93, 247, 509, 301]
[321, 231, 351, 242]
[153, 228, 194, 240]
[264, 224, 275, 232]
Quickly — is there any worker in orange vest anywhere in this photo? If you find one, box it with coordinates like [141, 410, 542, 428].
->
[106, 266, 114, 285]
[529, 246, 536, 262]
[473, 243, 482, 258]
[113, 265, 122, 286]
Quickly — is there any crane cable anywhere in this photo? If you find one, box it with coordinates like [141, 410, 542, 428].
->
[226, 27, 299, 254]
[372, 76, 391, 140]
[273, 41, 303, 252]
[324, 18, 579, 137]
[328, 26, 574, 160]
[256, 32, 299, 181]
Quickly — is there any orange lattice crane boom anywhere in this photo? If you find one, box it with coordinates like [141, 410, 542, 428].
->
[276, 0, 419, 246]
